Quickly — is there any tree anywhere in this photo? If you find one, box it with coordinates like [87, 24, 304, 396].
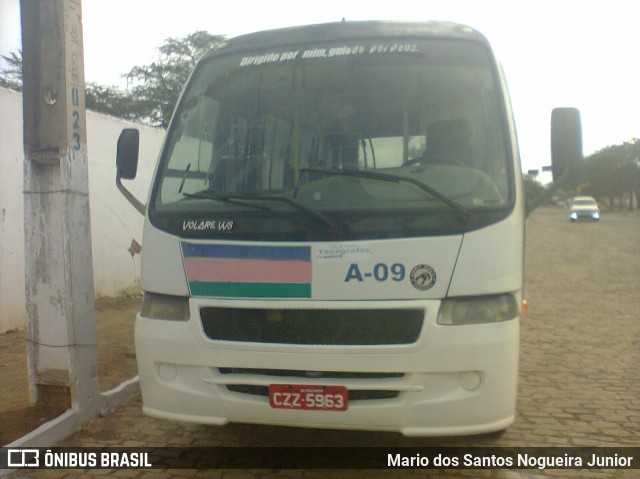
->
[0, 50, 23, 90]
[523, 174, 547, 207]
[583, 139, 640, 210]
[85, 82, 140, 120]
[1, 31, 226, 126]
[1, 49, 140, 120]
[126, 31, 226, 127]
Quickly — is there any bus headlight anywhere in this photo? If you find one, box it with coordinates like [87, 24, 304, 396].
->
[437, 294, 519, 325]
[141, 292, 190, 321]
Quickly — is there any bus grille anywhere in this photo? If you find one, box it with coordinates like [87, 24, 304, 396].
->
[200, 308, 424, 345]
[218, 368, 404, 379]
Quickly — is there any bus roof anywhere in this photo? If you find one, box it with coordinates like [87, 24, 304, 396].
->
[204, 21, 489, 59]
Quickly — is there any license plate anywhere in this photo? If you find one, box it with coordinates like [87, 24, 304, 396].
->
[269, 384, 348, 411]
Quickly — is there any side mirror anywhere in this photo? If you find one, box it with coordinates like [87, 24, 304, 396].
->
[551, 107, 582, 182]
[116, 128, 140, 180]
[115, 128, 145, 215]
[526, 108, 582, 216]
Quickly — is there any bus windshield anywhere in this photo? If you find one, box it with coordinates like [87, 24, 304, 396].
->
[150, 38, 513, 240]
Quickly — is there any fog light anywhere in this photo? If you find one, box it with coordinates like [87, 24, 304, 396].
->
[157, 363, 178, 381]
[459, 371, 481, 391]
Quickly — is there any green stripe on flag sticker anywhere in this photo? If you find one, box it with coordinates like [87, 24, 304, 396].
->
[189, 282, 312, 298]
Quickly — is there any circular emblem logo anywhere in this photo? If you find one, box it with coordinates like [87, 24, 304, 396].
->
[410, 264, 436, 291]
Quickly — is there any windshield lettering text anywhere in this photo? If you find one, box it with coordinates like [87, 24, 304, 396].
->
[240, 44, 411, 67]
[369, 43, 418, 54]
[240, 51, 300, 67]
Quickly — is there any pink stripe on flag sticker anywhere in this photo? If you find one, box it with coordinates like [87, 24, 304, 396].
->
[183, 257, 312, 283]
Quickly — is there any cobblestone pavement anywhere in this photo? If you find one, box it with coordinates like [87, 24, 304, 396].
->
[8, 207, 640, 478]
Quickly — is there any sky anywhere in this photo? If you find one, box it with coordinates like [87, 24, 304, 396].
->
[1, 0, 639, 177]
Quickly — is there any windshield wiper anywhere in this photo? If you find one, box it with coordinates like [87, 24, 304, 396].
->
[183, 191, 339, 230]
[182, 192, 271, 211]
[300, 167, 470, 223]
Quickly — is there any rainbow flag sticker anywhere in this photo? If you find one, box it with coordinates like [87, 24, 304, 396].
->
[181, 243, 312, 298]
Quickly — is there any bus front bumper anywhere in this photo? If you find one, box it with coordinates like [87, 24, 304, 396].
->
[134, 304, 519, 437]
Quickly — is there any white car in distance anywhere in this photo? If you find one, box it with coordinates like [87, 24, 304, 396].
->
[569, 196, 600, 222]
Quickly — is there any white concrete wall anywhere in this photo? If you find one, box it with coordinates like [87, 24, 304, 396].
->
[0, 87, 165, 333]
[0, 88, 25, 333]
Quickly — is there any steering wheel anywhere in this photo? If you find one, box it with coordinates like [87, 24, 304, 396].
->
[405, 156, 467, 167]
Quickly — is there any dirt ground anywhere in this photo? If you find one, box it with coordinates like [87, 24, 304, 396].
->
[0, 294, 140, 445]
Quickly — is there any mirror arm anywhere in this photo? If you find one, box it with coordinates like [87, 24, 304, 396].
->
[525, 173, 570, 217]
[116, 175, 146, 215]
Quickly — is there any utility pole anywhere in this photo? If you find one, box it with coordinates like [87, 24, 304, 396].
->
[21, 0, 100, 422]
